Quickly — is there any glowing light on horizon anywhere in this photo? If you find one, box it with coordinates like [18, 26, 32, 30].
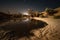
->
[23, 12, 29, 15]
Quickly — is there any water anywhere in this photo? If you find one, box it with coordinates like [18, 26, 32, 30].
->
[0, 18, 48, 39]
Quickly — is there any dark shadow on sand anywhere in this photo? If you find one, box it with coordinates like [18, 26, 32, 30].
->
[54, 16, 60, 19]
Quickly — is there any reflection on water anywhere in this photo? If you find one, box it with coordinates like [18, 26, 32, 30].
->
[0, 18, 48, 39]
[22, 18, 30, 22]
[21, 18, 48, 28]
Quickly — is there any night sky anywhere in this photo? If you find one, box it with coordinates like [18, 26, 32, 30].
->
[0, 0, 60, 12]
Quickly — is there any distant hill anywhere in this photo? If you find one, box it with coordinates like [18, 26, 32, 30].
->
[54, 7, 60, 16]
[0, 12, 12, 21]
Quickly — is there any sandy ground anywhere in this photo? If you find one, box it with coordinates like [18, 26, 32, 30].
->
[0, 17, 60, 40]
[19, 17, 60, 40]
[27, 17, 60, 40]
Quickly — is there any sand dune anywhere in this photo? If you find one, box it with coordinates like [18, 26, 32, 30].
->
[0, 7, 60, 40]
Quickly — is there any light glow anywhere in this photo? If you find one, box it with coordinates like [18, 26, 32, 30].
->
[23, 12, 29, 15]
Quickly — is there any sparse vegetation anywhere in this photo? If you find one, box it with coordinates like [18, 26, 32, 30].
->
[45, 8, 58, 16]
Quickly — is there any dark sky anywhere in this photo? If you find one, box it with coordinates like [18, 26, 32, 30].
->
[0, 0, 60, 12]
